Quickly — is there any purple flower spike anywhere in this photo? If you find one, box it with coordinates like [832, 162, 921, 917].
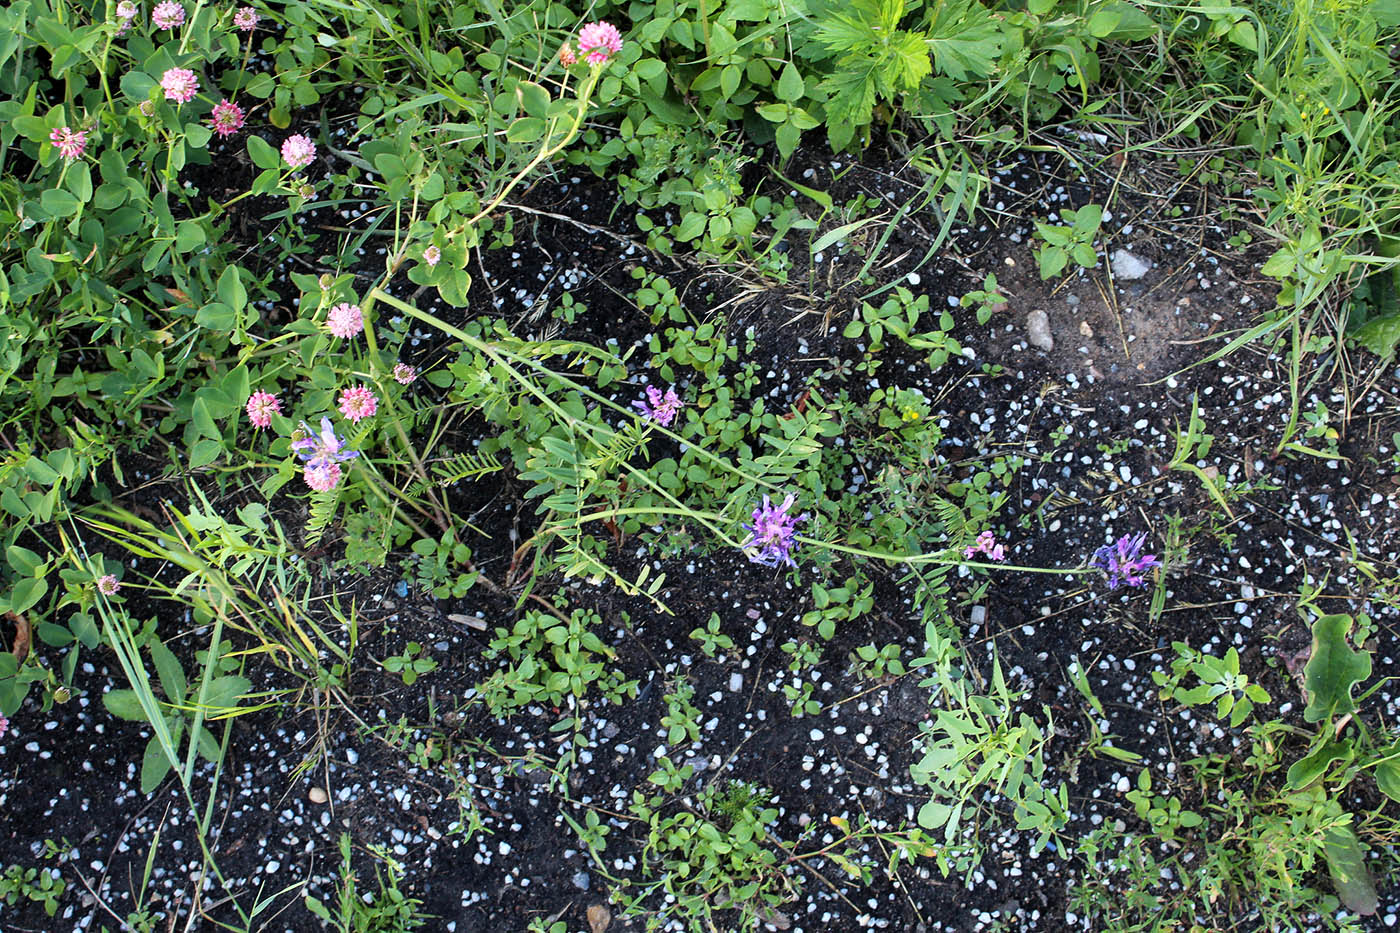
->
[290, 416, 359, 470]
[1090, 532, 1161, 589]
[633, 384, 683, 427]
[740, 493, 808, 568]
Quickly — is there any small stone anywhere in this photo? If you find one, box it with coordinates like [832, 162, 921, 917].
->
[572, 870, 591, 891]
[587, 904, 612, 933]
[1079, 320, 1093, 338]
[308, 786, 328, 804]
[728, 672, 743, 692]
[1026, 310, 1053, 351]
[1110, 249, 1151, 280]
[969, 605, 987, 627]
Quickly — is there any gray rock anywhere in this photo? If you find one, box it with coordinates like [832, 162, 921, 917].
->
[572, 870, 590, 891]
[1026, 310, 1053, 351]
[1111, 249, 1151, 280]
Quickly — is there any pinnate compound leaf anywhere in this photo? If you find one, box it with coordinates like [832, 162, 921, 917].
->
[1303, 614, 1371, 723]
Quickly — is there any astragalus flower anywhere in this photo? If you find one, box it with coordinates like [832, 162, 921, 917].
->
[963, 530, 1005, 561]
[291, 416, 358, 492]
[632, 384, 683, 427]
[1090, 532, 1161, 589]
[740, 493, 807, 568]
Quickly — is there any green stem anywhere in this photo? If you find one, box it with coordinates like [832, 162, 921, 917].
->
[462, 67, 602, 230]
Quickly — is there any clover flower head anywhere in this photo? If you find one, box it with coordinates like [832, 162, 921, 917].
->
[97, 574, 122, 596]
[233, 6, 258, 30]
[117, 1, 139, 18]
[303, 460, 342, 492]
[290, 416, 359, 471]
[209, 99, 245, 137]
[423, 245, 441, 267]
[325, 302, 363, 338]
[161, 67, 199, 104]
[1090, 531, 1161, 589]
[740, 493, 807, 568]
[139, 100, 155, 117]
[337, 385, 378, 423]
[281, 133, 316, 170]
[151, 0, 184, 28]
[0, 712, 8, 740]
[392, 363, 417, 385]
[632, 384, 683, 428]
[576, 21, 623, 65]
[49, 126, 88, 161]
[963, 530, 1005, 562]
[558, 43, 577, 66]
[245, 389, 280, 428]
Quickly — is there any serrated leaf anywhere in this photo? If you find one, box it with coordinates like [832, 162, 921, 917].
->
[887, 31, 931, 89]
[1303, 614, 1371, 723]
[926, 0, 1001, 81]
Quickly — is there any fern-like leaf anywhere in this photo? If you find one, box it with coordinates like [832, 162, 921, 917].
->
[406, 450, 504, 499]
[304, 487, 341, 548]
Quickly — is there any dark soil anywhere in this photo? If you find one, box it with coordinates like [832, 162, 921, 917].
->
[3, 135, 1400, 933]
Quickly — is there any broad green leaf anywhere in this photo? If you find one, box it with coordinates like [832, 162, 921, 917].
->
[140, 733, 174, 793]
[1323, 825, 1378, 915]
[1351, 313, 1400, 360]
[247, 134, 280, 170]
[506, 117, 545, 143]
[200, 675, 251, 714]
[102, 688, 148, 722]
[1285, 736, 1353, 789]
[1376, 759, 1400, 803]
[149, 640, 186, 704]
[40, 188, 80, 218]
[776, 62, 805, 102]
[6, 544, 44, 576]
[10, 576, 47, 613]
[1303, 614, 1371, 723]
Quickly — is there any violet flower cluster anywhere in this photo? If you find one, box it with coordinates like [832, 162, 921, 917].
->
[291, 416, 358, 492]
[1090, 532, 1161, 589]
[740, 494, 807, 568]
[633, 384, 683, 427]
